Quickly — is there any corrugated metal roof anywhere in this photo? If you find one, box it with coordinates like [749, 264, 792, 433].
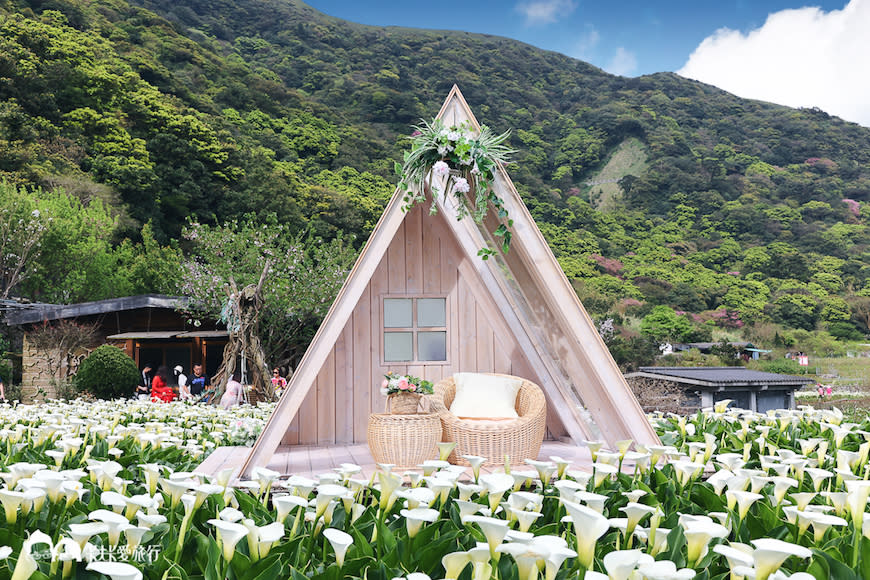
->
[676, 341, 753, 350]
[632, 366, 814, 387]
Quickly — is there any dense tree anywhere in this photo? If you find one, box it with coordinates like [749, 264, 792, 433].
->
[0, 0, 866, 376]
[0, 183, 46, 299]
[178, 218, 357, 372]
[640, 305, 693, 344]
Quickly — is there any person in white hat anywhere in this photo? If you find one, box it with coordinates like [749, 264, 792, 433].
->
[174, 365, 190, 401]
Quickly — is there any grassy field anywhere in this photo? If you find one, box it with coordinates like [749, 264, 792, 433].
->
[808, 355, 870, 387]
[584, 137, 648, 211]
[794, 355, 870, 421]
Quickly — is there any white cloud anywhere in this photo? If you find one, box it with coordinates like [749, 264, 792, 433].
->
[678, 0, 870, 126]
[515, 0, 577, 26]
[572, 25, 600, 60]
[606, 47, 638, 76]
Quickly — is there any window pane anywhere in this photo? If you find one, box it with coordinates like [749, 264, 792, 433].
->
[384, 298, 412, 328]
[417, 298, 446, 327]
[417, 331, 447, 361]
[384, 332, 413, 362]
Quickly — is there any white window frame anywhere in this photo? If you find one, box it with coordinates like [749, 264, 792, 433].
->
[381, 295, 449, 365]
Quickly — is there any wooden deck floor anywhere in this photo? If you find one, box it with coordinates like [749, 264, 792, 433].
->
[196, 440, 595, 482]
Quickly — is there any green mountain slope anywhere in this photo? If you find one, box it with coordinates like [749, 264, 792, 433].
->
[1, 0, 869, 344]
[585, 137, 648, 211]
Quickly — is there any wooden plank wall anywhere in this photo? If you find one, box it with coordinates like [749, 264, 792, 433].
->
[281, 204, 558, 445]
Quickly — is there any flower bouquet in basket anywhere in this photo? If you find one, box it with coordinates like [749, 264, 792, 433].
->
[380, 372, 434, 414]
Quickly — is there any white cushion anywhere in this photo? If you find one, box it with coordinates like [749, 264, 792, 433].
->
[449, 373, 521, 419]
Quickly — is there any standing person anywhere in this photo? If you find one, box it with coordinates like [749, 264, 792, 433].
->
[136, 364, 153, 399]
[825, 384, 832, 398]
[271, 368, 287, 397]
[0, 373, 6, 402]
[220, 373, 244, 409]
[175, 365, 190, 401]
[151, 365, 176, 403]
[817, 383, 824, 401]
[189, 363, 210, 401]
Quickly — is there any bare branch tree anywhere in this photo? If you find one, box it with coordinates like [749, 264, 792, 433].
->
[211, 260, 274, 403]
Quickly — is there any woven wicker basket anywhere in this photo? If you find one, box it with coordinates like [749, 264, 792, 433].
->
[386, 392, 422, 414]
[367, 413, 441, 466]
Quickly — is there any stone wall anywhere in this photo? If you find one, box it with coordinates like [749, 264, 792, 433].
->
[20, 334, 89, 402]
[626, 376, 698, 414]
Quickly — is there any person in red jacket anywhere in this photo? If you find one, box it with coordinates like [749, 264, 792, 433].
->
[150, 365, 177, 403]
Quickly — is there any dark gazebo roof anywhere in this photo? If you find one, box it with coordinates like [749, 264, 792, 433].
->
[629, 366, 814, 388]
[3, 294, 188, 325]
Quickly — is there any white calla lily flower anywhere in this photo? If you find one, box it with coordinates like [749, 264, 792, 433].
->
[11, 530, 53, 580]
[751, 538, 812, 580]
[463, 515, 510, 557]
[207, 518, 250, 562]
[398, 505, 438, 539]
[273, 494, 308, 523]
[442, 550, 471, 580]
[0, 488, 25, 524]
[323, 528, 353, 567]
[68, 522, 110, 550]
[561, 498, 609, 569]
[602, 548, 654, 580]
[637, 559, 697, 580]
[89, 509, 131, 547]
[479, 473, 514, 510]
[85, 561, 143, 580]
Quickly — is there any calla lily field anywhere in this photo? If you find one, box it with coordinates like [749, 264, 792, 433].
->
[1, 398, 869, 580]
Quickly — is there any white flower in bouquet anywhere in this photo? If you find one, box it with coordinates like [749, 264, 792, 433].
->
[432, 161, 450, 177]
[453, 178, 470, 194]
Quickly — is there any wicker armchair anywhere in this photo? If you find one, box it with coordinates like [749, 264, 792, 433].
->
[429, 373, 547, 466]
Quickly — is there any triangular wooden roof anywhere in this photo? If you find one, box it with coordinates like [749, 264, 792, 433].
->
[240, 86, 658, 476]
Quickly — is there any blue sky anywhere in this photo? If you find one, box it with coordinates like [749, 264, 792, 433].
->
[305, 0, 870, 126]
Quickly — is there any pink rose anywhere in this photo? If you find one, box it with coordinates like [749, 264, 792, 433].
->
[409, 384, 417, 392]
[381, 379, 389, 389]
[397, 377, 409, 390]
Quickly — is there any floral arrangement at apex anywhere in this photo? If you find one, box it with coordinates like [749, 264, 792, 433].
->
[380, 371, 434, 395]
[396, 119, 515, 258]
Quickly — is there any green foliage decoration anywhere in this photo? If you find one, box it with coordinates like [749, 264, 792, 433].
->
[396, 119, 515, 258]
[74, 344, 140, 399]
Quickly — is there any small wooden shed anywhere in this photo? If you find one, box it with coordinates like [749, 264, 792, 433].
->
[625, 366, 814, 413]
[240, 86, 658, 476]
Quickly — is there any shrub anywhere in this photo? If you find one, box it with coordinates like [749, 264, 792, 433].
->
[608, 335, 659, 371]
[2, 382, 22, 401]
[828, 320, 864, 341]
[756, 357, 805, 375]
[74, 345, 140, 399]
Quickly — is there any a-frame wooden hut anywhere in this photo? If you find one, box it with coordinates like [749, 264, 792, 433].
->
[239, 86, 658, 476]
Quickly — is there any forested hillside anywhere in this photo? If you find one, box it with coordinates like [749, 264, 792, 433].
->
[1, 0, 869, 367]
